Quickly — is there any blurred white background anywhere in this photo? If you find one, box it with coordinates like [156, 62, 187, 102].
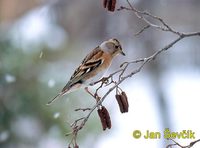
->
[1, 0, 200, 148]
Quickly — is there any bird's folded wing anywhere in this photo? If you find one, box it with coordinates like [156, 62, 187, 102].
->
[62, 47, 104, 92]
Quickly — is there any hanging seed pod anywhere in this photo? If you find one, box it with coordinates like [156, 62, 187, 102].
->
[103, 0, 108, 8]
[115, 94, 124, 113]
[120, 93, 128, 112]
[103, 0, 116, 12]
[97, 108, 107, 130]
[97, 106, 112, 130]
[74, 144, 79, 148]
[122, 91, 129, 112]
[115, 92, 129, 113]
[102, 106, 111, 129]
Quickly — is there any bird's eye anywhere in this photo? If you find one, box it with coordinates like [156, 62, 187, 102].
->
[115, 45, 119, 48]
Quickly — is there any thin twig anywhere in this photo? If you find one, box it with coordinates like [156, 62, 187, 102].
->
[166, 138, 200, 148]
[74, 108, 91, 112]
[134, 24, 150, 36]
[118, 0, 183, 36]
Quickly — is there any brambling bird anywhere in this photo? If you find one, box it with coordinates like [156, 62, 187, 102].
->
[47, 38, 125, 105]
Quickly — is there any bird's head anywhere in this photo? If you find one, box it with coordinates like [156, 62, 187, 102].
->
[100, 38, 125, 57]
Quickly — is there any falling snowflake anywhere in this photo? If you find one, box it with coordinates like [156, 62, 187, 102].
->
[53, 112, 60, 119]
[5, 74, 16, 83]
[48, 79, 55, 88]
[0, 131, 10, 142]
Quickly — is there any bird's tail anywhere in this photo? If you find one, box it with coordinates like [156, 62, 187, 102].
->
[46, 93, 62, 105]
[46, 84, 71, 105]
[46, 90, 68, 105]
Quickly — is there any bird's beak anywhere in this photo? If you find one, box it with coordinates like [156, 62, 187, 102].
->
[121, 51, 126, 56]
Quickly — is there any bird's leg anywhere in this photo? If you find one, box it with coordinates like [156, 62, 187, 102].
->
[101, 77, 109, 84]
[89, 77, 109, 86]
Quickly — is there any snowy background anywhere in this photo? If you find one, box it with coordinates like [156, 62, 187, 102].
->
[1, 0, 200, 148]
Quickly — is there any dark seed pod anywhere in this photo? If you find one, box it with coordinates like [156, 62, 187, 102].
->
[122, 91, 129, 112]
[97, 108, 107, 130]
[115, 94, 124, 113]
[120, 94, 128, 113]
[102, 106, 111, 129]
[122, 92, 129, 106]
[115, 92, 129, 113]
[103, 0, 116, 12]
[74, 144, 79, 148]
[108, 0, 116, 12]
[103, 0, 108, 8]
[97, 106, 112, 130]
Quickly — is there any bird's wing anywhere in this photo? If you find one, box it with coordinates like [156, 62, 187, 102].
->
[62, 46, 104, 92]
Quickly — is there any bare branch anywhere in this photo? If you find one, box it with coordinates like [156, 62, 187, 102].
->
[118, 0, 185, 36]
[134, 24, 150, 36]
[166, 138, 200, 148]
[74, 108, 91, 112]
